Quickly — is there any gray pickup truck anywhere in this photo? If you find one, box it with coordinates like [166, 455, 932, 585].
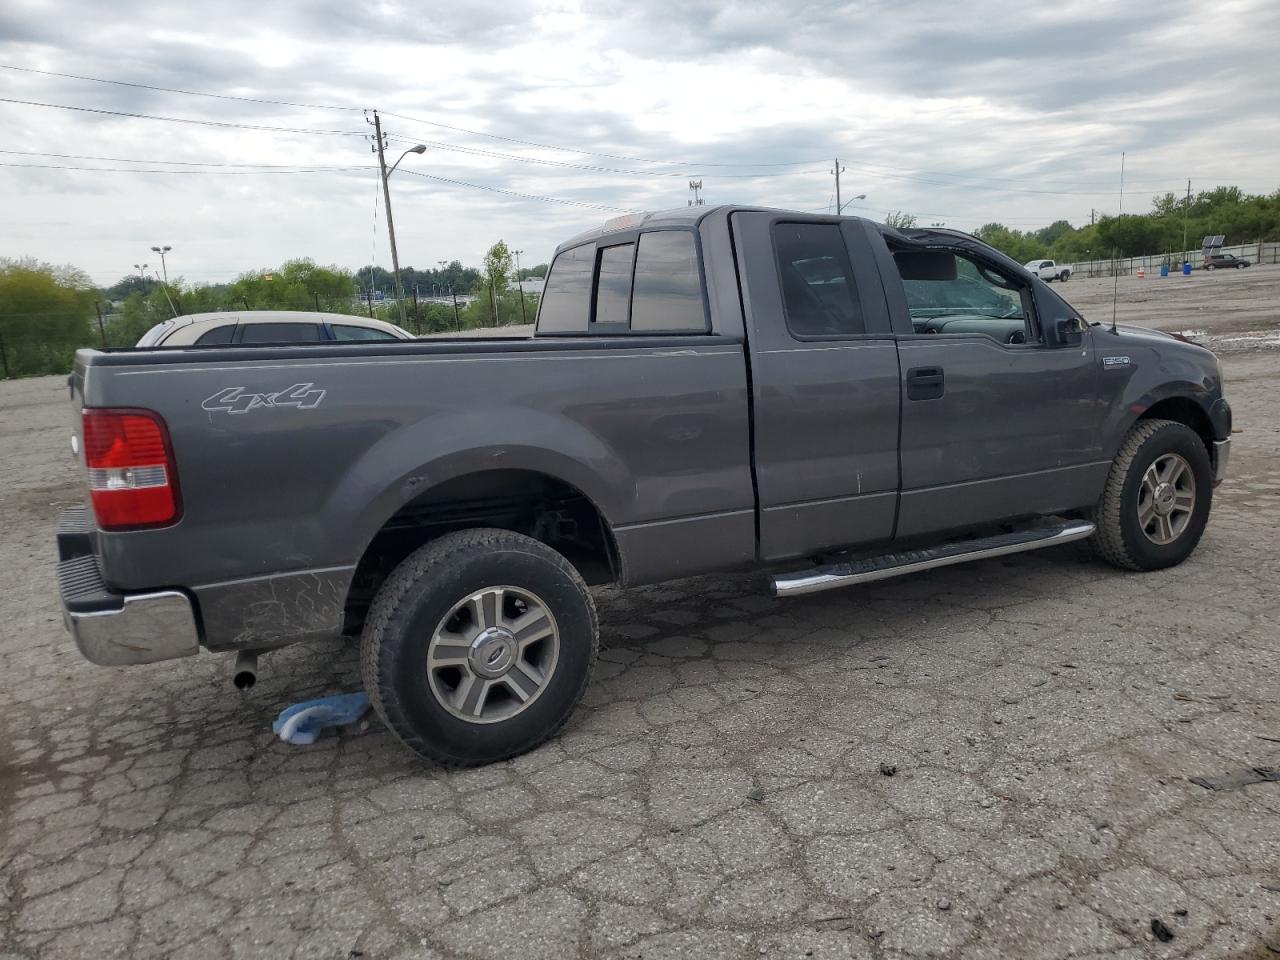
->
[57, 205, 1232, 765]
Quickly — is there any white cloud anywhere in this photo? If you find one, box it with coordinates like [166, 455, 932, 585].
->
[0, 0, 1275, 286]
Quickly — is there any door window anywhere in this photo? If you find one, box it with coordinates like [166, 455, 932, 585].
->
[772, 223, 865, 337]
[238, 322, 324, 344]
[895, 250, 1035, 345]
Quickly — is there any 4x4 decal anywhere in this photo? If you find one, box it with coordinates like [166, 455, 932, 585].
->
[202, 383, 326, 415]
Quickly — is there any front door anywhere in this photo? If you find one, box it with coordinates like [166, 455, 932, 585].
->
[870, 237, 1109, 539]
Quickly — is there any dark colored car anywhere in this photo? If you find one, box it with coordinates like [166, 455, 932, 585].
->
[56, 205, 1232, 766]
[1202, 253, 1251, 270]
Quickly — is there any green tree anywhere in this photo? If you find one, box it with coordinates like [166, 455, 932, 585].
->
[471, 241, 515, 325]
[884, 211, 918, 229]
[230, 258, 360, 312]
[0, 259, 96, 377]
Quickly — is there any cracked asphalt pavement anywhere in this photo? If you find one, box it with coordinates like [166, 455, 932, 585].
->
[2, 348, 1278, 959]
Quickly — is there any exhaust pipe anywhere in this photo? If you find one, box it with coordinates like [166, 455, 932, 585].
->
[232, 650, 259, 690]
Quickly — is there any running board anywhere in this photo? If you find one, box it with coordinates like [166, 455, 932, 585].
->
[770, 521, 1095, 598]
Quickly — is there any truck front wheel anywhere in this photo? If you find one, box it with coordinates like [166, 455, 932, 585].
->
[1090, 419, 1213, 571]
[361, 529, 598, 766]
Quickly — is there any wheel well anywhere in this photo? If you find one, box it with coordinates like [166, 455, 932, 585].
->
[344, 470, 619, 634]
[1139, 397, 1213, 452]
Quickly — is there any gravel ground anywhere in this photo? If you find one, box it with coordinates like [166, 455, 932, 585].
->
[1, 289, 1278, 958]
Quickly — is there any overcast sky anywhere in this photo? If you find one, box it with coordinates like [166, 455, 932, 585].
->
[1, 0, 1276, 287]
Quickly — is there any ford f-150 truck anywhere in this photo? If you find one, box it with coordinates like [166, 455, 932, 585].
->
[1024, 259, 1072, 282]
[57, 205, 1232, 766]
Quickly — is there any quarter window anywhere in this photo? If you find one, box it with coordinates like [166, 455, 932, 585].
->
[332, 324, 398, 341]
[193, 324, 236, 346]
[630, 231, 706, 332]
[772, 223, 865, 337]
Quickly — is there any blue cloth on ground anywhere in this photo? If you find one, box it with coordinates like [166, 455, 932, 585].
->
[273, 692, 371, 745]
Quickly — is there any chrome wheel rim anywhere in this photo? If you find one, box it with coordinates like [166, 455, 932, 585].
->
[426, 586, 559, 724]
[1137, 453, 1196, 545]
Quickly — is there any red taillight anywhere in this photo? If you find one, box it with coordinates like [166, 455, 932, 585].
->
[82, 409, 181, 530]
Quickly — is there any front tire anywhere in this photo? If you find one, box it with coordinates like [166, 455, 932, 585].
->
[361, 529, 598, 766]
[1090, 419, 1213, 571]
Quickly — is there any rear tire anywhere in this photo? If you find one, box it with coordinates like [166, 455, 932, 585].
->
[1090, 419, 1213, 571]
[361, 528, 598, 766]
[1206, 264, 1215, 271]
[1059, 271, 1070, 282]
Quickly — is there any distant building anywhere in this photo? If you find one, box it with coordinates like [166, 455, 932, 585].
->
[518, 277, 545, 296]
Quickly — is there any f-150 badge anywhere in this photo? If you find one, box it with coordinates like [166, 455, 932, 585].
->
[1102, 356, 1131, 368]
[202, 383, 326, 415]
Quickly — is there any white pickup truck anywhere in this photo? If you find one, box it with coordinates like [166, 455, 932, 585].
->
[1024, 259, 1072, 282]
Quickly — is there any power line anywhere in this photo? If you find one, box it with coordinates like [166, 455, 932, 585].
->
[0, 148, 368, 169]
[0, 62, 364, 112]
[0, 97, 367, 135]
[0, 160, 368, 175]
[398, 168, 633, 212]
[382, 110, 825, 168]
[384, 135, 827, 180]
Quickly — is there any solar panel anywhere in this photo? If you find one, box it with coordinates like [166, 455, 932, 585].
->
[1201, 235, 1226, 251]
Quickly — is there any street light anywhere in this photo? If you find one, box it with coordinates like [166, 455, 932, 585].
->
[371, 110, 427, 327]
[150, 245, 172, 284]
[837, 193, 866, 215]
[512, 248, 528, 324]
[133, 263, 149, 282]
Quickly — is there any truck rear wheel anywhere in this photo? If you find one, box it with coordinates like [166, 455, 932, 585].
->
[1059, 270, 1070, 282]
[361, 528, 598, 766]
[1090, 419, 1213, 571]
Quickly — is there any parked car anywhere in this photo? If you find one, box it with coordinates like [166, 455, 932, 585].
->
[1202, 253, 1251, 271]
[135, 311, 413, 347]
[58, 206, 1231, 766]
[1023, 259, 1072, 282]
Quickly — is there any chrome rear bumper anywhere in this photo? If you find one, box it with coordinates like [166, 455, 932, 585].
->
[56, 507, 200, 666]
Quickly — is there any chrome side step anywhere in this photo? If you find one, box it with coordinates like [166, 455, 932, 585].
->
[770, 521, 1095, 598]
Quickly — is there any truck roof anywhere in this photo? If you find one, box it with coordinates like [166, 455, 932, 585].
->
[555, 204, 980, 256]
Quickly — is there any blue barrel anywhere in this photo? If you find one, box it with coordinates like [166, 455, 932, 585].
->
[1182, 261, 1192, 275]
[1160, 263, 1169, 277]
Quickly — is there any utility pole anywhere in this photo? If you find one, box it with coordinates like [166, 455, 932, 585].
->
[451, 290, 460, 329]
[1091, 208, 1095, 226]
[1182, 179, 1191, 262]
[831, 158, 844, 215]
[513, 248, 528, 324]
[687, 180, 704, 206]
[94, 300, 106, 347]
[371, 110, 409, 327]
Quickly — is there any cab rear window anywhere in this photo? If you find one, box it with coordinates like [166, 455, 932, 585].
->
[536, 229, 706, 335]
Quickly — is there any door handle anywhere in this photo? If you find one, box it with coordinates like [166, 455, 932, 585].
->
[907, 366, 945, 401]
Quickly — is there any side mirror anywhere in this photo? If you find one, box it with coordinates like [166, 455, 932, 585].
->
[1056, 317, 1085, 347]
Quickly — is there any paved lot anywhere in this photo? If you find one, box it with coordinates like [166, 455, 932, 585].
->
[2, 294, 1279, 958]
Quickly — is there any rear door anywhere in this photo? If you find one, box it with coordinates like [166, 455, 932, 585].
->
[732, 212, 901, 561]
[868, 233, 1108, 539]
